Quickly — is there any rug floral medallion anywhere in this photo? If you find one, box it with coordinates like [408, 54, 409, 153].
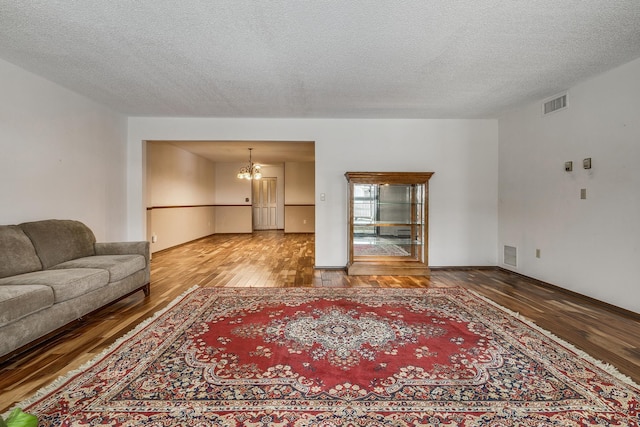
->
[22, 287, 639, 426]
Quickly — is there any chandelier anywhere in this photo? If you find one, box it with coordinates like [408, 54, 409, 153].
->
[236, 148, 262, 180]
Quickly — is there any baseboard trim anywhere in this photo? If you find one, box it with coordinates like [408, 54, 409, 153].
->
[430, 266, 498, 271]
[315, 266, 498, 272]
[498, 267, 640, 321]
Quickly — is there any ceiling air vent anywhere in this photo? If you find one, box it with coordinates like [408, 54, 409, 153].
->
[543, 94, 567, 115]
[503, 245, 517, 267]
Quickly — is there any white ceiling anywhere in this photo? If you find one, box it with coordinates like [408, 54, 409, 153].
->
[2, 0, 640, 120]
[158, 140, 315, 164]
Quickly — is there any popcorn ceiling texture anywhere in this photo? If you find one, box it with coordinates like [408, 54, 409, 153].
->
[0, 0, 639, 118]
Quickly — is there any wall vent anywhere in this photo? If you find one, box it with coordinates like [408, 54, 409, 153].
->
[503, 245, 517, 267]
[543, 94, 567, 115]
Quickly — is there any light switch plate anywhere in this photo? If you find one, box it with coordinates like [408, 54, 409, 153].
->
[583, 158, 592, 169]
[564, 161, 573, 172]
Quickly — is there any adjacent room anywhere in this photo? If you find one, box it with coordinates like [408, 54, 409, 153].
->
[1, 1, 639, 425]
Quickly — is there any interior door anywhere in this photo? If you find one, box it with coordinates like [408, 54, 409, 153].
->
[252, 177, 277, 230]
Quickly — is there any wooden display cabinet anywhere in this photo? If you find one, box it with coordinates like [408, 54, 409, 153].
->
[345, 172, 433, 275]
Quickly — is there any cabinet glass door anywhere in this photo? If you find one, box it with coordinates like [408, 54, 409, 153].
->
[346, 171, 432, 276]
[352, 183, 423, 260]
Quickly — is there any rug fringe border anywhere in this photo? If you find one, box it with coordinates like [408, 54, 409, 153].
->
[469, 289, 640, 390]
[5, 285, 201, 417]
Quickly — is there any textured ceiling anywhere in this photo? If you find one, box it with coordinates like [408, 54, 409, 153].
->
[1, 1, 640, 119]
[159, 140, 315, 164]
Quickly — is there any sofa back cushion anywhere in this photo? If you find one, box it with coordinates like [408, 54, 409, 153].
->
[0, 225, 43, 278]
[20, 220, 96, 269]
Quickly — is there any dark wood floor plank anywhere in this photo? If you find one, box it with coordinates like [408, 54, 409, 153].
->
[1, 231, 639, 413]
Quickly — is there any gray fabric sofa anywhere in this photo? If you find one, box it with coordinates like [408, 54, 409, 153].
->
[0, 219, 150, 359]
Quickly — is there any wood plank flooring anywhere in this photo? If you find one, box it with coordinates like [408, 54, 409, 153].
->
[1, 231, 639, 412]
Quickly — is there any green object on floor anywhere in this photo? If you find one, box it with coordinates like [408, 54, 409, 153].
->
[0, 408, 37, 427]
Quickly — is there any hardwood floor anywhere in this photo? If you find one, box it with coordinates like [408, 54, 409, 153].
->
[2, 231, 639, 412]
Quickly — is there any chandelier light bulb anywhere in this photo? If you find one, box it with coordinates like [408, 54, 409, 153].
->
[236, 148, 262, 180]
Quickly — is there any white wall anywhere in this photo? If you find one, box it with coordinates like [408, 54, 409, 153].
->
[285, 162, 315, 233]
[285, 162, 315, 204]
[148, 206, 216, 252]
[214, 162, 253, 205]
[499, 57, 640, 313]
[128, 118, 498, 267]
[147, 141, 216, 207]
[146, 142, 216, 251]
[0, 59, 128, 240]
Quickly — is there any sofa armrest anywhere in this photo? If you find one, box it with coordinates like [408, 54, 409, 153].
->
[94, 241, 150, 265]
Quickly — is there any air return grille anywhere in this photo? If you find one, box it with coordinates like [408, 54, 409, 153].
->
[503, 245, 517, 267]
[543, 94, 567, 114]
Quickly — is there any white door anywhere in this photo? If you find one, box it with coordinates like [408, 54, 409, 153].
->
[252, 177, 277, 230]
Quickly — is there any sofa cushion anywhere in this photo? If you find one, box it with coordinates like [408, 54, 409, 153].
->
[0, 285, 54, 327]
[0, 269, 109, 303]
[52, 255, 146, 282]
[0, 225, 42, 278]
[20, 220, 96, 269]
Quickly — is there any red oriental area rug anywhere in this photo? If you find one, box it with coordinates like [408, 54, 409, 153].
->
[15, 287, 640, 426]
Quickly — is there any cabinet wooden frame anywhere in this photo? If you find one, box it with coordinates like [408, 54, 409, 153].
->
[345, 171, 433, 276]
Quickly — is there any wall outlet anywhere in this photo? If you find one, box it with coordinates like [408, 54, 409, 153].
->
[151, 234, 157, 243]
[535, 249, 541, 258]
[580, 188, 587, 199]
